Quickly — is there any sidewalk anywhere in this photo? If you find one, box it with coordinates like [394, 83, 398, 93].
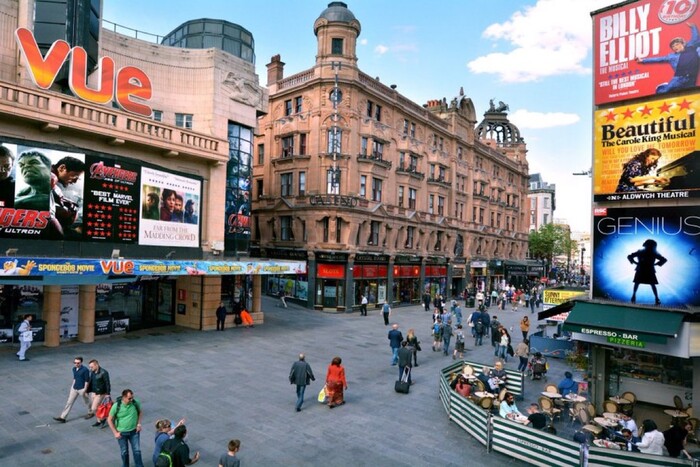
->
[0, 296, 531, 466]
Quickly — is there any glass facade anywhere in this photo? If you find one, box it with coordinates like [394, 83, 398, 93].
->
[225, 122, 253, 254]
[162, 19, 255, 64]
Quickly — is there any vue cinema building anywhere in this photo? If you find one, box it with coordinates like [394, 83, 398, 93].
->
[253, 2, 533, 311]
[0, 1, 305, 347]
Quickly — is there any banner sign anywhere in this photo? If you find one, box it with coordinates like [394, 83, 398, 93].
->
[542, 289, 588, 321]
[593, 93, 700, 201]
[592, 206, 700, 307]
[593, 0, 700, 105]
[0, 257, 306, 277]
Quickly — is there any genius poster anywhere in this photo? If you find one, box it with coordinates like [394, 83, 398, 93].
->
[593, 0, 700, 105]
[593, 93, 700, 201]
[592, 206, 700, 307]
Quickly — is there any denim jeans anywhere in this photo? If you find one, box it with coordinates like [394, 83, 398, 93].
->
[518, 356, 528, 372]
[474, 332, 483, 346]
[295, 385, 306, 410]
[117, 429, 143, 467]
[497, 345, 508, 361]
[391, 347, 399, 364]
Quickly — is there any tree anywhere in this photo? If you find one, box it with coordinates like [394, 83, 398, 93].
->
[529, 224, 573, 276]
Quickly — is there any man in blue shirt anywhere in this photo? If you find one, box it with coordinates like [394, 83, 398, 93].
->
[637, 23, 700, 94]
[499, 392, 524, 419]
[53, 356, 91, 423]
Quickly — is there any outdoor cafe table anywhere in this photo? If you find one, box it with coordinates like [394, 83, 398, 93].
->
[609, 396, 631, 405]
[594, 416, 619, 428]
[664, 409, 689, 423]
[594, 439, 621, 450]
[475, 391, 496, 398]
[541, 391, 562, 399]
[603, 412, 623, 421]
[564, 394, 586, 403]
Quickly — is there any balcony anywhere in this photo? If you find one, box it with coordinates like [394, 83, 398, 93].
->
[396, 165, 425, 180]
[427, 177, 451, 188]
[357, 153, 392, 169]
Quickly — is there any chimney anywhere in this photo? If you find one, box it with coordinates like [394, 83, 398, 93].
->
[266, 54, 285, 86]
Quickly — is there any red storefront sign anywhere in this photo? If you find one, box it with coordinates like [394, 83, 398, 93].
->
[352, 265, 388, 278]
[393, 265, 420, 278]
[425, 266, 447, 277]
[317, 263, 345, 279]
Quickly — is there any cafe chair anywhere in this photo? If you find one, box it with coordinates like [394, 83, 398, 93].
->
[492, 388, 508, 412]
[480, 396, 494, 411]
[686, 405, 694, 417]
[674, 395, 686, 411]
[544, 384, 558, 394]
[621, 391, 637, 404]
[570, 402, 588, 426]
[603, 400, 619, 414]
[539, 396, 562, 423]
[586, 403, 596, 419]
[462, 364, 474, 377]
[474, 379, 486, 393]
[579, 409, 603, 438]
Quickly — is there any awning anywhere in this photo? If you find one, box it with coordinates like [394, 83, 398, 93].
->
[537, 301, 575, 321]
[562, 301, 685, 344]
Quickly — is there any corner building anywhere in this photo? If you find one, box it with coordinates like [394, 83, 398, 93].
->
[0, 1, 303, 347]
[253, 2, 531, 311]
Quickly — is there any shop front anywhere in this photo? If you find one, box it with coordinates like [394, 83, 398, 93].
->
[451, 258, 466, 300]
[392, 260, 421, 305]
[315, 263, 346, 310]
[470, 260, 487, 296]
[424, 263, 447, 299]
[352, 254, 389, 309]
[504, 260, 528, 289]
[562, 301, 700, 411]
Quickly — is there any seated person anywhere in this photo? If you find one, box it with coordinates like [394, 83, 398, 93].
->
[454, 376, 472, 398]
[239, 308, 254, 327]
[557, 371, 577, 396]
[526, 403, 547, 429]
[620, 428, 640, 452]
[664, 421, 694, 459]
[488, 361, 508, 390]
[499, 392, 523, 419]
[476, 366, 498, 394]
[617, 413, 638, 438]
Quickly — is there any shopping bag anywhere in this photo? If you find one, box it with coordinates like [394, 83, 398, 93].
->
[394, 367, 411, 394]
[96, 396, 113, 419]
[317, 385, 327, 403]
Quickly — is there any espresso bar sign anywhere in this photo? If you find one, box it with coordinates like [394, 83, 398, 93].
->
[309, 195, 358, 207]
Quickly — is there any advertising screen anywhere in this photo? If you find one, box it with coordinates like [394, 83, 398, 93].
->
[593, 93, 700, 201]
[593, 0, 700, 105]
[592, 206, 700, 307]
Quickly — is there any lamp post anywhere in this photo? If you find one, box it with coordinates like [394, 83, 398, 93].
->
[580, 247, 586, 276]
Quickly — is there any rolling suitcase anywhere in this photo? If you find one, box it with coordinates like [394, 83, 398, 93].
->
[394, 367, 411, 394]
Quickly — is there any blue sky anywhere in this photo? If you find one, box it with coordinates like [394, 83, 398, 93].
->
[103, 0, 620, 233]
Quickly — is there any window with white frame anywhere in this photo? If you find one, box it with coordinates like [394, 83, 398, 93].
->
[369, 220, 380, 245]
[327, 169, 340, 194]
[175, 113, 193, 129]
[406, 226, 414, 248]
[398, 186, 404, 207]
[327, 129, 342, 154]
[281, 216, 293, 240]
[408, 188, 416, 209]
[281, 172, 293, 197]
[372, 177, 382, 202]
[360, 175, 367, 198]
[299, 172, 306, 196]
[437, 196, 444, 216]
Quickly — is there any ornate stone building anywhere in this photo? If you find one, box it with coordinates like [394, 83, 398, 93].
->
[252, 2, 531, 310]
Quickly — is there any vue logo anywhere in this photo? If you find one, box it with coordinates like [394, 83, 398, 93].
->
[15, 27, 153, 117]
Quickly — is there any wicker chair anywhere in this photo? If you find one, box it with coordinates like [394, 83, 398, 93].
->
[480, 396, 494, 411]
[539, 396, 562, 423]
[492, 388, 508, 412]
[569, 402, 587, 425]
[687, 417, 700, 445]
[579, 409, 603, 438]
[621, 391, 637, 404]
[544, 384, 559, 394]
[586, 403, 596, 419]
[474, 379, 486, 393]
[603, 400, 619, 414]
[674, 395, 685, 410]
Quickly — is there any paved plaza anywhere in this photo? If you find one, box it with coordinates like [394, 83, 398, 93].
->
[0, 296, 559, 466]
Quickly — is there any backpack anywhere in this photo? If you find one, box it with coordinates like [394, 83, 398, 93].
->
[112, 396, 140, 427]
[432, 323, 442, 337]
[456, 331, 464, 343]
[442, 323, 452, 337]
[155, 439, 183, 467]
[475, 319, 484, 335]
[490, 320, 500, 332]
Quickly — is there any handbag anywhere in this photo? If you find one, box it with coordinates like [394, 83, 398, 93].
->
[394, 367, 411, 394]
[317, 385, 327, 403]
[22, 330, 33, 342]
[415, 342, 422, 352]
[507, 344, 515, 357]
[96, 396, 113, 419]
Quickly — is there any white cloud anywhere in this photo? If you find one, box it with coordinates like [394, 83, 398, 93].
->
[359, 38, 368, 46]
[508, 109, 580, 129]
[374, 44, 389, 55]
[467, 0, 614, 82]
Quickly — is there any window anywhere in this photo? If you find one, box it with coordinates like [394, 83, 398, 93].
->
[497, 213, 502, 228]
[322, 217, 329, 242]
[409, 154, 419, 171]
[294, 96, 303, 113]
[408, 188, 416, 209]
[299, 133, 307, 156]
[299, 172, 306, 196]
[399, 152, 406, 169]
[372, 178, 382, 202]
[327, 129, 342, 154]
[256, 179, 264, 199]
[331, 38, 344, 54]
[473, 207, 478, 222]
[435, 231, 443, 251]
[152, 110, 163, 122]
[281, 173, 293, 197]
[360, 175, 367, 197]
[368, 220, 380, 245]
[375, 104, 382, 122]
[432, 133, 438, 149]
[284, 99, 292, 116]
[429, 194, 434, 214]
[457, 147, 463, 160]
[543, 213, 549, 224]
[372, 140, 384, 160]
[367, 101, 374, 118]
[398, 186, 404, 207]
[281, 216, 293, 241]
[438, 137, 444, 151]
[410, 122, 416, 138]
[282, 135, 294, 158]
[544, 197, 550, 209]
[438, 166, 446, 181]
[257, 144, 265, 164]
[491, 212, 496, 227]
[403, 119, 409, 135]
[406, 226, 414, 248]
[475, 156, 483, 170]
[361, 137, 368, 156]
[335, 218, 342, 243]
[327, 169, 340, 194]
[175, 113, 193, 129]
[429, 164, 436, 179]
[438, 196, 444, 216]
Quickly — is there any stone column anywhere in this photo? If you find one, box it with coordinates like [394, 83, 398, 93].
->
[252, 275, 261, 313]
[387, 258, 395, 304]
[78, 285, 96, 343]
[42, 285, 61, 347]
[344, 255, 354, 312]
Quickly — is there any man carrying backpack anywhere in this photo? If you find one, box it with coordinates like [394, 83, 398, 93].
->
[157, 425, 200, 467]
[107, 388, 144, 467]
[490, 316, 501, 348]
[473, 309, 485, 346]
[441, 320, 453, 356]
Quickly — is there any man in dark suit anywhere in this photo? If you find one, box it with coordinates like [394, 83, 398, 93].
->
[289, 353, 315, 412]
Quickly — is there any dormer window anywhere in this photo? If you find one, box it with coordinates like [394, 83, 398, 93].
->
[331, 38, 344, 54]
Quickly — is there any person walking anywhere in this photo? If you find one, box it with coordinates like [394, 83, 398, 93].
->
[381, 301, 391, 325]
[289, 353, 315, 412]
[107, 388, 144, 467]
[431, 318, 443, 352]
[441, 320, 453, 356]
[397, 341, 413, 385]
[53, 356, 91, 423]
[216, 302, 227, 331]
[388, 324, 403, 366]
[218, 439, 242, 467]
[515, 339, 529, 372]
[88, 359, 111, 427]
[453, 324, 465, 360]
[152, 418, 185, 465]
[490, 315, 501, 348]
[422, 292, 431, 312]
[325, 356, 347, 408]
[496, 327, 510, 362]
[520, 316, 530, 341]
[16, 314, 32, 361]
[360, 294, 368, 316]
[160, 425, 200, 467]
[405, 328, 420, 367]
